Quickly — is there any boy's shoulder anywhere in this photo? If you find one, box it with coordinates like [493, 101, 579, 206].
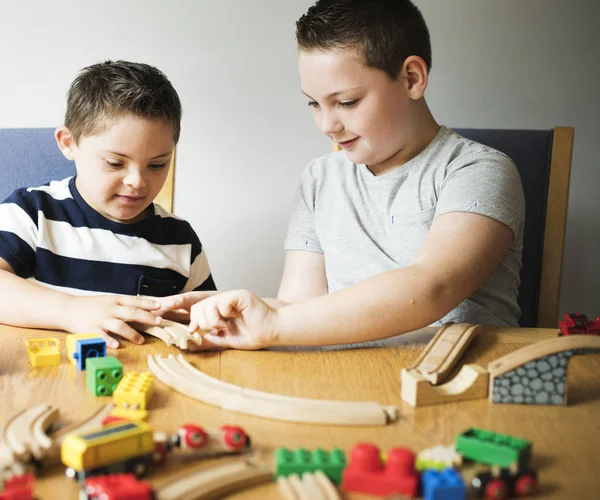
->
[2, 177, 73, 213]
[432, 127, 518, 175]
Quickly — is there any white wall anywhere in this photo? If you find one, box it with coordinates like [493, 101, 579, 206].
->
[0, 0, 598, 319]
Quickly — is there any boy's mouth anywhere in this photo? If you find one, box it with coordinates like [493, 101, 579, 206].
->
[116, 194, 145, 203]
[337, 138, 358, 149]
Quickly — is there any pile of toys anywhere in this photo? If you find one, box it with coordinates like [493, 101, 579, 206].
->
[274, 427, 538, 499]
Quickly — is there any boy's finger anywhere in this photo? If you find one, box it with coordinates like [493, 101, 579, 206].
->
[173, 291, 219, 310]
[89, 331, 120, 349]
[116, 305, 163, 326]
[119, 295, 161, 311]
[105, 319, 145, 345]
[189, 333, 228, 351]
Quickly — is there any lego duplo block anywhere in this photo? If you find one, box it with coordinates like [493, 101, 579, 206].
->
[25, 338, 60, 367]
[456, 428, 531, 469]
[422, 468, 466, 500]
[86, 356, 123, 396]
[66, 333, 103, 366]
[275, 447, 346, 485]
[73, 338, 106, 370]
[113, 371, 153, 410]
[342, 443, 419, 498]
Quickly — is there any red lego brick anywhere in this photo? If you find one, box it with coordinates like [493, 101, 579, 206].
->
[83, 473, 152, 500]
[0, 474, 35, 500]
[342, 443, 419, 497]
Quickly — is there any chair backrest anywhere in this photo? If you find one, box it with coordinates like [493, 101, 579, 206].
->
[332, 126, 574, 328]
[0, 127, 175, 211]
[453, 127, 573, 328]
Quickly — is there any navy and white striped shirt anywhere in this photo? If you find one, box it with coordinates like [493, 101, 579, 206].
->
[0, 177, 216, 297]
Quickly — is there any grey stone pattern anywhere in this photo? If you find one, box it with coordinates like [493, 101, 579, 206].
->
[491, 349, 592, 405]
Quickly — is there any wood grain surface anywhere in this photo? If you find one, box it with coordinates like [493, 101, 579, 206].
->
[1, 324, 599, 499]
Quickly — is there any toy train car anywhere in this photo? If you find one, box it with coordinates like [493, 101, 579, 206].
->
[558, 312, 600, 336]
[61, 421, 157, 482]
[472, 467, 537, 499]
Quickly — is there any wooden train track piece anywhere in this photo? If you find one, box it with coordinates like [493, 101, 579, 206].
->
[277, 471, 341, 500]
[408, 323, 481, 384]
[153, 459, 271, 500]
[487, 335, 600, 405]
[401, 364, 489, 407]
[148, 354, 398, 426]
[139, 319, 203, 350]
[1, 404, 58, 462]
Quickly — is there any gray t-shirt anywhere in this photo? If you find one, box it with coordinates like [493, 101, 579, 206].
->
[284, 126, 525, 327]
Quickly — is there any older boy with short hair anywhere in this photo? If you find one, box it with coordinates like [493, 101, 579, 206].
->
[161, 0, 525, 349]
[0, 61, 215, 348]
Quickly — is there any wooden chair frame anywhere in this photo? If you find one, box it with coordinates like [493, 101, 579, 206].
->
[154, 148, 176, 212]
[332, 126, 575, 328]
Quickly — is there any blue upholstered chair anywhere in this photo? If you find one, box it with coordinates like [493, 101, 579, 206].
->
[0, 127, 175, 211]
[453, 127, 573, 328]
[0, 128, 74, 203]
[332, 127, 574, 328]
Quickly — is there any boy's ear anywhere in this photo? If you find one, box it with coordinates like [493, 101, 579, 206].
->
[55, 126, 77, 160]
[402, 55, 429, 100]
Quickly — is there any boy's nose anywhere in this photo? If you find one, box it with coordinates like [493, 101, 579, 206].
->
[123, 168, 146, 189]
[319, 111, 343, 135]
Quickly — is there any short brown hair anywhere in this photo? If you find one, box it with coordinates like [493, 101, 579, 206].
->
[64, 60, 182, 143]
[296, 0, 432, 80]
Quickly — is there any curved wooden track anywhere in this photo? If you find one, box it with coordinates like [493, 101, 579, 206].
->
[140, 320, 203, 350]
[488, 335, 600, 376]
[148, 354, 398, 426]
[277, 471, 341, 500]
[153, 459, 271, 500]
[409, 323, 481, 384]
[0, 404, 57, 463]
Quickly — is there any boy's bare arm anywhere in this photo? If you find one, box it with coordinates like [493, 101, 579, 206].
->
[0, 258, 163, 347]
[269, 250, 327, 308]
[274, 211, 513, 345]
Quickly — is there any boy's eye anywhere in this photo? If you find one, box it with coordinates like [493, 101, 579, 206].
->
[105, 160, 123, 168]
[149, 163, 168, 170]
[339, 99, 358, 108]
[307, 101, 319, 108]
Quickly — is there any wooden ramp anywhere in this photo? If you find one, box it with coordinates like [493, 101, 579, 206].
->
[409, 323, 481, 384]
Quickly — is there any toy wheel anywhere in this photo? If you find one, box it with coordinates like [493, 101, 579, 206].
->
[514, 473, 537, 496]
[484, 478, 509, 499]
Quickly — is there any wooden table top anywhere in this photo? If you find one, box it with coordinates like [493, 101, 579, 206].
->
[1, 324, 599, 499]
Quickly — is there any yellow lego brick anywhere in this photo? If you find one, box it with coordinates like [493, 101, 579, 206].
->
[25, 338, 60, 367]
[113, 371, 153, 410]
[109, 407, 149, 421]
[66, 333, 103, 364]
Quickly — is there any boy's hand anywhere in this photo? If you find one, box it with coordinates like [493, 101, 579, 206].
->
[188, 290, 278, 350]
[63, 295, 163, 348]
[153, 290, 219, 318]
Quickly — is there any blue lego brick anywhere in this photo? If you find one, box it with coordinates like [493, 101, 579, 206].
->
[422, 468, 466, 500]
[73, 338, 107, 370]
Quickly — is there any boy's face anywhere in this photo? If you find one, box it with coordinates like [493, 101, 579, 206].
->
[57, 114, 174, 224]
[299, 48, 412, 169]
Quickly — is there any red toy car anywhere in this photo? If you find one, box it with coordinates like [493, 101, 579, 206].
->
[558, 312, 600, 336]
[82, 474, 152, 500]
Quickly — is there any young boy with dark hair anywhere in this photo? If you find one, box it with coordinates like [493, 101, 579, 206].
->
[0, 61, 215, 348]
[159, 0, 525, 349]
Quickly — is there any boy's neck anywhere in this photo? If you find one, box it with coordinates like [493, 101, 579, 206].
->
[368, 102, 440, 176]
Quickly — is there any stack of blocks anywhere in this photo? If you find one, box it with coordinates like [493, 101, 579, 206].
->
[113, 372, 154, 410]
[86, 357, 123, 396]
[275, 448, 347, 485]
[66, 333, 106, 370]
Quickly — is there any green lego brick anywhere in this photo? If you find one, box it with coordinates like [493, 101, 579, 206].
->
[86, 356, 123, 396]
[456, 427, 532, 468]
[275, 447, 346, 484]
